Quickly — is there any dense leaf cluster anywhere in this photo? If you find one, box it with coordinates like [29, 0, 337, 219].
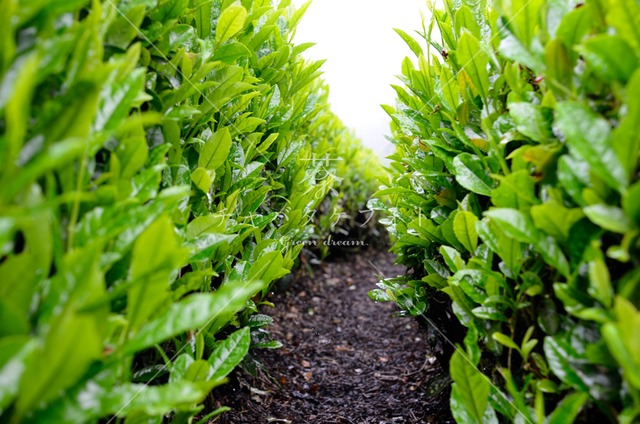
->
[0, 0, 380, 422]
[372, 0, 640, 422]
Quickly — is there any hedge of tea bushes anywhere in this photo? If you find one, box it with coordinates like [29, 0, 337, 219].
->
[370, 0, 640, 422]
[0, 0, 380, 421]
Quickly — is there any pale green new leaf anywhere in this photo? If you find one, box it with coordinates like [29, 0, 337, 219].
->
[457, 32, 490, 101]
[584, 204, 633, 234]
[607, 0, 640, 53]
[394, 28, 423, 57]
[216, 4, 247, 46]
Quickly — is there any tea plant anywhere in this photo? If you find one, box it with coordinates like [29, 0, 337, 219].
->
[0, 0, 379, 422]
[372, 0, 640, 422]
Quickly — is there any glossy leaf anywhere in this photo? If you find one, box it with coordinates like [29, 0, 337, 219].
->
[457, 32, 490, 101]
[122, 282, 265, 355]
[544, 336, 589, 391]
[450, 351, 491, 423]
[555, 101, 628, 192]
[453, 154, 494, 196]
[584, 204, 633, 234]
[208, 327, 251, 381]
[509, 103, 554, 143]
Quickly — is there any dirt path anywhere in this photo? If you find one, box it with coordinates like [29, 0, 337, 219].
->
[211, 247, 453, 423]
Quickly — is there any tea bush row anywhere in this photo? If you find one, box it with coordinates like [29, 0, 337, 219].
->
[0, 0, 380, 422]
[372, 0, 640, 422]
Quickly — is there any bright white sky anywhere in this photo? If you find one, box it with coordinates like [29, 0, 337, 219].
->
[291, 0, 428, 158]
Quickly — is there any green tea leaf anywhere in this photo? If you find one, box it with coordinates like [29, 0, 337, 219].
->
[191, 167, 214, 192]
[216, 4, 248, 47]
[602, 298, 640, 389]
[556, 5, 594, 53]
[106, 5, 146, 50]
[457, 32, 490, 101]
[509, 103, 554, 143]
[584, 204, 633, 234]
[486, 208, 570, 276]
[454, 211, 478, 252]
[122, 281, 265, 354]
[0, 337, 36, 413]
[195, 0, 212, 39]
[199, 127, 232, 171]
[212, 42, 251, 63]
[555, 101, 628, 192]
[531, 201, 583, 242]
[450, 351, 491, 423]
[496, 0, 543, 47]
[544, 336, 590, 391]
[247, 250, 287, 285]
[42, 380, 212, 421]
[454, 6, 481, 38]
[16, 245, 105, 417]
[545, 39, 573, 92]
[492, 332, 519, 350]
[440, 245, 465, 273]
[453, 153, 494, 196]
[208, 327, 250, 381]
[614, 69, 640, 176]
[491, 170, 538, 210]
[547, 392, 589, 424]
[607, 0, 640, 53]
[485, 208, 538, 244]
[394, 28, 423, 57]
[128, 216, 188, 329]
[580, 34, 638, 82]
[588, 251, 613, 307]
[623, 181, 640, 226]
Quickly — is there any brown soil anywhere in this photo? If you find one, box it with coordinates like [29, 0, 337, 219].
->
[209, 247, 454, 423]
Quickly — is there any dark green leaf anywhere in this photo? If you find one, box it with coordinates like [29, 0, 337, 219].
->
[555, 101, 628, 191]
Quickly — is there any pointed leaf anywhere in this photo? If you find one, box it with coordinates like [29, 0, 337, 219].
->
[122, 281, 265, 354]
[454, 211, 478, 252]
[199, 127, 232, 171]
[216, 4, 247, 46]
[450, 351, 490, 423]
[555, 101, 628, 191]
[208, 327, 251, 381]
[457, 32, 489, 101]
[453, 153, 494, 196]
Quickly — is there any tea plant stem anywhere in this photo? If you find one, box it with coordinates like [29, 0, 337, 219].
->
[66, 151, 88, 250]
